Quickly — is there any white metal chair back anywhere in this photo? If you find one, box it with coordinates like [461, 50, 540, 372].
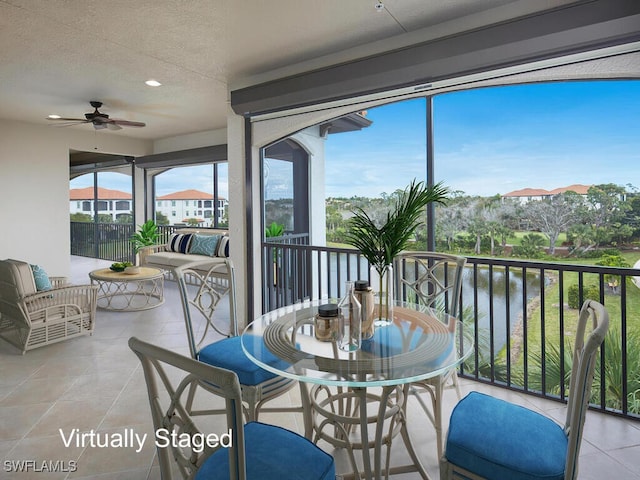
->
[174, 259, 238, 357]
[564, 299, 610, 479]
[128, 336, 246, 480]
[394, 251, 466, 318]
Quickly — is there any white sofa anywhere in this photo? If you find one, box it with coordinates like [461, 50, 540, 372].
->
[138, 229, 230, 281]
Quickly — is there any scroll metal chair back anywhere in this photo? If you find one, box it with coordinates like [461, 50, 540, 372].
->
[128, 337, 335, 480]
[440, 299, 610, 480]
[174, 259, 300, 422]
[394, 251, 467, 459]
[395, 251, 466, 318]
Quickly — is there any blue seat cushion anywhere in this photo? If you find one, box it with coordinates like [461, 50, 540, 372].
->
[198, 336, 287, 386]
[446, 391, 568, 480]
[195, 421, 335, 480]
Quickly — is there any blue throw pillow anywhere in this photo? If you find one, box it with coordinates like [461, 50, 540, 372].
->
[168, 233, 193, 253]
[30, 264, 52, 291]
[189, 234, 220, 257]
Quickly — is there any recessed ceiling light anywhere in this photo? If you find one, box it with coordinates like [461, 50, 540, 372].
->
[145, 79, 162, 87]
[48, 114, 61, 119]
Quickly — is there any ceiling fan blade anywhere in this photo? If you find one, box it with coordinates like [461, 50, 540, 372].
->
[111, 119, 146, 127]
[47, 117, 87, 122]
[48, 120, 91, 127]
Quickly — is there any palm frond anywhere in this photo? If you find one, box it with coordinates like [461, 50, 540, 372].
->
[344, 179, 449, 270]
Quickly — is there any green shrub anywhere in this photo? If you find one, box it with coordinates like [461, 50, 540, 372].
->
[512, 233, 546, 258]
[567, 284, 601, 309]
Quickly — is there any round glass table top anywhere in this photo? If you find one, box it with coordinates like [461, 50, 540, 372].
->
[241, 299, 474, 388]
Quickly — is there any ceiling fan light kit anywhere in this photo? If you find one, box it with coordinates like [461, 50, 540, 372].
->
[46, 101, 145, 130]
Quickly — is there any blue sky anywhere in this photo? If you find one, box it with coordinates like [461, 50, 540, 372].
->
[325, 80, 640, 197]
[71, 164, 229, 199]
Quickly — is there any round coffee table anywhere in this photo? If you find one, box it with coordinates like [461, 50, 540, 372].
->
[89, 267, 164, 311]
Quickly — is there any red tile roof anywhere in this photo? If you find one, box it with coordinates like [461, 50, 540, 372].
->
[503, 187, 550, 197]
[549, 184, 591, 195]
[157, 189, 215, 200]
[70, 187, 131, 200]
[503, 184, 592, 197]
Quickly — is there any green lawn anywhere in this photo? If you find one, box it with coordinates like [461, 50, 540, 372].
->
[504, 256, 640, 411]
[508, 231, 568, 247]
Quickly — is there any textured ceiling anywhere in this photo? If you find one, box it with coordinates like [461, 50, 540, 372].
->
[0, 0, 576, 141]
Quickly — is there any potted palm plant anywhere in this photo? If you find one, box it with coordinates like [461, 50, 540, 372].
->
[344, 179, 449, 323]
[131, 219, 160, 257]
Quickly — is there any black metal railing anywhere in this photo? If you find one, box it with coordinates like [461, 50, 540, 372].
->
[70, 222, 136, 263]
[70, 223, 222, 263]
[262, 240, 640, 420]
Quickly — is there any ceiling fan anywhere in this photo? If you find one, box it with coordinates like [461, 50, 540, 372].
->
[47, 101, 146, 130]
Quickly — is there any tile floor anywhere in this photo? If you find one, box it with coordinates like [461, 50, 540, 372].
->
[0, 256, 638, 479]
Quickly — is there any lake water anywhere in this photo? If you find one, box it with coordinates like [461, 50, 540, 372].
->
[460, 266, 542, 352]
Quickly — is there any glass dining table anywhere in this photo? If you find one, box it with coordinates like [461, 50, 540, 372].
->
[241, 299, 474, 480]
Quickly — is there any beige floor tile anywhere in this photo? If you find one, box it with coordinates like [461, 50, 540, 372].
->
[0, 363, 41, 388]
[30, 357, 94, 379]
[26, 398, 114, 438]
[0, 403, 52, 441]
[607, 444, 640, 476]
[58, 371, 133, 403]
[578, 449, 640, 480]
[0, 438, 17, 460]
[1, 377, 77, 407]
[582, 412, 640, 451]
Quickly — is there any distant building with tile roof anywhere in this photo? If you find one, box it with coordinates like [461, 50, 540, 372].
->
[70, 187, 132, 221]
[502, 184, 592, 204]
[156, 189, 227, 226]
[70, 187, 227, 226]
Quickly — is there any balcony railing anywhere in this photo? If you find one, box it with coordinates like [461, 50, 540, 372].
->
[262, 239, 640, 421]
[71, 222, 137, 262]
[70, 223, 207, 263]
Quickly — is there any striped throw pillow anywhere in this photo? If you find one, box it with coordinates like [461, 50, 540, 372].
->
[168, 233, 193, 253]
[215, 236, 230, 257]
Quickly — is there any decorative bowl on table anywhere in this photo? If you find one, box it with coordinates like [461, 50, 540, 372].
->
[110, 262, 133, 272]
[124, 266, 141, 275]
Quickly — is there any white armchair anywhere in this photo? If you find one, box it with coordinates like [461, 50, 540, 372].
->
[0, 259, 97, 354]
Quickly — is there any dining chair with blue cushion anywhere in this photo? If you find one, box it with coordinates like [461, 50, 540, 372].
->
[174, 259, 300, 422]
[440, 299, 609, 480]
[394, 251, 467, 458]
[129, 337, 335, 480]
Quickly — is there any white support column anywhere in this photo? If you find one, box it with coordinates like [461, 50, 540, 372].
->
[227, 105, 251, 327]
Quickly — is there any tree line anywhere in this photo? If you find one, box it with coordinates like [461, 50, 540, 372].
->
[327, 183, 640, 257]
